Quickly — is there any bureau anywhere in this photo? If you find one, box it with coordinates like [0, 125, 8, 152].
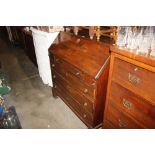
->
[49, 32, 110, 128]
[103, 46, 155, 129]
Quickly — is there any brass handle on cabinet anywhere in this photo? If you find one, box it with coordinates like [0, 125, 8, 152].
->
[84, 88, 88, 93]
[55, 58, 59, 62]
[52, 64, 55, 67]
[53, 75, 56, 79]
[83, 114, 87, 118]
[122, 98, 132, 110]
[65, 72, 68, 77]
[84, 102, 87, 106]
[128, 73, 140, 84]
[76, 72, 80, 76]
[118, 119, 127, 128]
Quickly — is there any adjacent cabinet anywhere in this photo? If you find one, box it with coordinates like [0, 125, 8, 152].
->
[49, 32, 110, 128]
[103, 46, 155, 129]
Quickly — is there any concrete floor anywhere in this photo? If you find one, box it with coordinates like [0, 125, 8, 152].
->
[0, 29, 87, 129]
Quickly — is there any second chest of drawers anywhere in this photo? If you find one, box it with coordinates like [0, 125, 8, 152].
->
[103, 46, 155, 129]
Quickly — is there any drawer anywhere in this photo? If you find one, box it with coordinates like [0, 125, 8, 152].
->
[53, 82, 93, 127]
[109, 82, 155, 128]
[52, 69, 96, 101]
[52, 71, 94, 113]
[112, 58, 155, 103]
[105, 104, 143, 129]
[52, 70, 94, 113]
[50, 54, 96, 86]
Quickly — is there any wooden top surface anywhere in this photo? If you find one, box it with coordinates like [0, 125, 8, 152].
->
[49, 32, 110, 78]
[110, 46, 155, 68]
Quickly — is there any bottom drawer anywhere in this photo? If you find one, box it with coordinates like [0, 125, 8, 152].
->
[53, 83, 94, 127]
[105, 104, 143, 129]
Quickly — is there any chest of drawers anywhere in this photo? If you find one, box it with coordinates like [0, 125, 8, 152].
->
[49, 32, 110, 128]
[103, 46, 155, 129]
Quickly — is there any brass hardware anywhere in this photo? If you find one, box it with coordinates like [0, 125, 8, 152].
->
[52, 64, 55, 67]
[53, 75, 56, 79]
[118, 119, 127, 128]
[84, 102, 87, 106]
[65, 72, 68, 77]
[76, 38, 81, 43]
[76, 72, 80, 76]
[54, 85, 57, 88]
[128, 73, 140, 84]
[84, 88, 88, 93]
[122, 98, 132, 110]
[83, 114, 87, 118]
[55, 58, 59, 62]
[134, 67, 138, 72]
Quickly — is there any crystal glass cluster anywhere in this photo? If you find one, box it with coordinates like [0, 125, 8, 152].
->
[116, 26, 155, 57]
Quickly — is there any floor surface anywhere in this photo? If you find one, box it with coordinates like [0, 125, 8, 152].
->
[0, 28, 87, 129]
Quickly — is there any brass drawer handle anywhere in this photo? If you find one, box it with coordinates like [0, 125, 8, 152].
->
[55, 58, 59, 62]
[54, 85, 57, 88]
[83, 114, 87, 118]
[118, 119, 127, 128]
[84, 102, 87, 106]
[128, 73, 140, 84]
[65, 72, 68, 77]
[76, 72, 80, 76]
[52, 64, 55, 67]
[84, 88, 88, 93]
[53, 75, 56, 79]
[122, 98, 132, 110]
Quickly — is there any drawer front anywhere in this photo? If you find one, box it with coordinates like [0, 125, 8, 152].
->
[50, 54, 96, 86]
[105, 104, 143, 129]
[53, 82, 93, 127]
[52, 68, 96, 101]
[52, 70, 94, 114]
[112, 58, 155, 103]
[109, 82, 155, 128]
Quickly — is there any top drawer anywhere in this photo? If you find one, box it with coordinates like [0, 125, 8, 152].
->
[112, 58, 155, 103]
[50, 54, 96, 87]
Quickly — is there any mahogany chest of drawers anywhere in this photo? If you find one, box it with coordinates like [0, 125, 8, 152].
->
[103, 46, 155, 129]
[49, 32, 110, 128]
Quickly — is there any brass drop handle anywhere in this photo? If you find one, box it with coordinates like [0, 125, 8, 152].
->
[84, 102, 87, 106]
[52, 64, 55, 67]
[118, 119, 127, 128]
[76, 72, 80, 76]
[53, 75, 56, 79]
[83, 114, 87, 118]
[84, 88, 88, 93]
[65, 72, 68, 77]
[122, 98, 132, 110]
[55, 58, 59, 62]
[128, 73, 140, 84]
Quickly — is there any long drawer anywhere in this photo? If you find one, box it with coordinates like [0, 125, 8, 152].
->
[112, 58, 155, 103]
[105, 104, 143, 129]
[51, 63, 96, 101]
[53, 81, 93, 127]
[50, 54, 96, 86]
[52, 70, 94, 114]
[109, 81, 155, 128]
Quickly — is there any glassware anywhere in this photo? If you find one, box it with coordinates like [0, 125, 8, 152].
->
[117, 26, 127, 48]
